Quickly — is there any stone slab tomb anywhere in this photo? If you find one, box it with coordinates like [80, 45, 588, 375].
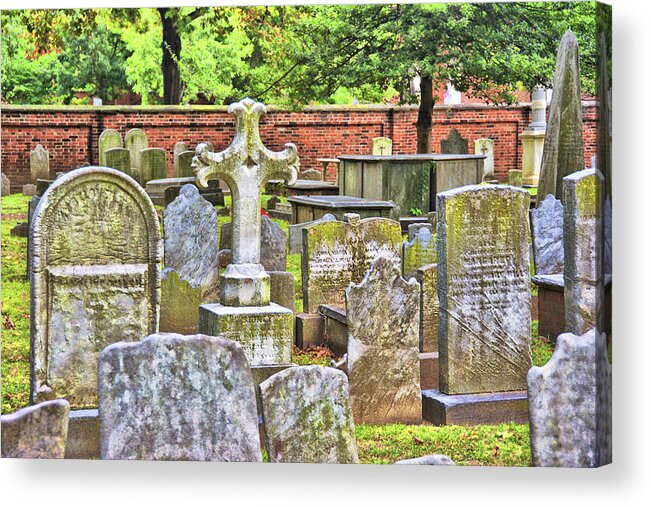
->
[30, 167, 161, 407]
[99, 333, 261, 461]
[98, 129, 123, 167]
[260, 365, 359, 464]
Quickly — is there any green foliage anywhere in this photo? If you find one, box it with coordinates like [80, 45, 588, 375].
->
[408, 207, 423, 217]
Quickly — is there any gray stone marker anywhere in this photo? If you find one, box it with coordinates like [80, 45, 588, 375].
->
[99, 333, 262, 461]
[30, 166, 161, 407]
[173, 141, 189, 177]
[402, 226, 436, 278]
[2, 172, 10, 196]
[1, 399, 70, 459]
[288, 213, 336, 255]
[372, 136, 393, 156]
[140, 147, 167, 184]
[408, 222, 432, 241]
[528, 328, 611, 467]
[299, 168, 323, 180]
[440, 128, 468, 154]
[220, 215, 287, 272]
[508, 169, 523, 187]
[563, 168, 605, 335]
[345, 255, 422, 424]
[530, 194, 564, 275]
[104, 147, 135, 182]
[176, 150, 196, 178]
[159, 268, 202, 334]
[22, 184, 36, 196]
[474, 138, 494, 180]
[164, 184, 220, 303]
[394, 454, 456, 465]
[416, 263, 439, 353]
[260, 365, 359, 464]
[437, 185, 531, 394]
[30, 144, 50, 182]
[124, 128, 149, 175]
[269, 271, 296, 312]
[537, 31, 585, 205]
[98, 129, 123, 167]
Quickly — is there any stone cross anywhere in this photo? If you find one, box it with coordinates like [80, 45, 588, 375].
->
[192, 98, 299, 306]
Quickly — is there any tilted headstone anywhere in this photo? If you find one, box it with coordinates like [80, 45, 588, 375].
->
[30, 166, 161, 407]
[159, 268, 202, 334]
[220, 215, 287, 273]
[104, 147, 136, 182]
[402, 226, 437, 278]
[99, 333, 262, 461]
[124, 128, 149, 175]
[140, 148, 167, 184]
[530, 194, 564, 275]
[30, 144, 50, 182]
[474, 138, 494, 179]
[345, 255, 422, 424]
[260, 365, 359, 463]
[164, 184, 220, 303]
[440, 128, 468, 154]
[176, 150, 196, 178]
[528, 328, 611, 467]
[563, 168, 605, 335]
[1, 399, 70, 459]
[372, 137, 393, 156]
[537, 30, 585, 205]
[299, 168, 323, 181]
[98, 129, 123, 166]
[437, 185, 531, 394]
[1, 172, 10, 196]
[173, 141, 189, 176]
[416, 263, 439, 353]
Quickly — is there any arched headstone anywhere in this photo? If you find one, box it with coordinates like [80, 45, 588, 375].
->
[98, 130, 123, 166]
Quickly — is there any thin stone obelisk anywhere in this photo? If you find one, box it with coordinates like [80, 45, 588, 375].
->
[537, 30, 585, 206]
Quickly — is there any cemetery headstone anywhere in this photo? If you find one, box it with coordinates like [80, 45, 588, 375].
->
[345, 255, 422, 424]
[508, 170, 523, 187]
[98, 129, 123, 167]
[267, 195, 280, 210]
[140, 148, 167, 184]
[30, 166, 161, 407]
[176, 150, 196, 178]
[299, 168, 323, 180]
[440, 128, 468, 154]
[269, 271, 296, 312]
[416, 263, 439, 353]
[408, 222, 432, 241]
[260, 366, 359, 463]
[30, 144, 50, 182]
[372, 137, 393, 156]
[173, 141, 189, 176]
[99, 333, 262, 461]
[537, 31, 585, 205]
[528, 328, 611, 467]
[288, 213, 336, 255]
[530, 194, 564, 275]
[22, 184, 37, 196]
[1, 399, 70, 459]
[474, 138, 495, 180]
[124, 128, 149, 176]
[104, 147, 136, 182]
[1, 172, 10, 196]
[159, 268, 202, 334]
[402, 226, 437, 278]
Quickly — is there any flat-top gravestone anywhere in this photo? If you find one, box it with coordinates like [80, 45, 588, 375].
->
[537, 30, 585, 205]
[530, 194, 564, 275]
[30, 144, 50, 182]
[372, 137, 393, 156]
[30, 167, 161, 407]
[346, 255, 422, 424]
[124, 128, 149, 175]
[104, 147, 135, 182]
[437, 185, 531, 394]
[260, 366, 359, 464]
[173, 141, 189, 176]
[140, 148, 167, 184]
[474, 138, 494, 180]
[402, 226, 436, 278]
[563, 168, 604, 335]
[99, 333, 261, 462]
[176, 150, 196, 178]
[164, 184, 221, 303]
[1, 399, 70, 458]
[528, 328, 611, 467]
[440, 128, 468, 154]
[99, 129, 123, 166]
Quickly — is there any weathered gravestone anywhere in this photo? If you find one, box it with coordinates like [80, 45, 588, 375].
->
[173, 141, 189, 177]
[164, 184, 221, 303]
[260, 365, 359, 464]
[346, 255, 422, 424]
[140, 148, 167, 184]
[508, 170, 523, 187]
[416, 263, 439, 354]
[30, 167, 161, 407]
[2, 172, 10, 196]
[408, 222, 433, 242]
[30, 144, 50, 182]
[372, 136, 393, 156]
[159, 268, 202, 334]
[530, 194, 564, 275]
[402, 226, 436, 278]
[1, 399, 70, 459]
[474, 138, 495, 180]
[288, 213, 336, 254]
[23, 184, 37, 196]
[268, 271, 295, 312]
[176, 150, 196, 178]
[528, 328, 611, 467]
[299, 168, 323, 181]
[440, 128, 468, 154]
[302, 215, 402, 313]
[564, 168, 605, 335]
[124, 128, 149, 176]
[104, 147, 136, 182]
[98, 129, 123, 167]
[99, 333, 262, 461]
[537, 30, 585, 205]
[220, 215, 287, 272]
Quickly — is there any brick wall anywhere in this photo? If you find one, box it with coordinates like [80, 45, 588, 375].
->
[0, 103, 597, 189]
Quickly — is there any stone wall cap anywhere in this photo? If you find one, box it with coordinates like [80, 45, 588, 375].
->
[337, 154, 485, 162]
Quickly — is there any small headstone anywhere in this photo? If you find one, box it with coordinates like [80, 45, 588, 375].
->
[104, 147, 136, 182]
[346, 255, 422, 424]
[530, 194, 564, 275]
[1, 399, 70, 459]
[98, 129, 123, 166]
[440, 128, 468, 154]
[416, 263, 439, 353]
[22, 184, 37, 196]
[402, 226, 436, 278]
[260, 366, 359, 464]
[372, 137, 393, 156]
[408, 222, 432, 242]
[124, 128, 149, 173]
[159, 268, 202, 334]
[474, 138, 495, 179]
[528, 328, 611, 467]
[508, 170, 523, 187]
[1, 172, 10, 196]
[140, 148, 167, 184]
[299, 169, 323, 181]
[269, 271, 296, 312]
[394, 454, 456, 465]
[176, 150, 196, 178]
[164, 184, 221, 303]
[221, 216, 287, 273]
[173, 141, 189, 177]
[288, 213, 336, 254]
[99, 333, 262, 461]
[30, 144, 50, 182]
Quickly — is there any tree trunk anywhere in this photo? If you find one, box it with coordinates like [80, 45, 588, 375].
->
[416, 75, 433, 154]
[159, 8, 183, 104]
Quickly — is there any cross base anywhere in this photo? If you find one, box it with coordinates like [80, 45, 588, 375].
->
[220, 263, 270, 306]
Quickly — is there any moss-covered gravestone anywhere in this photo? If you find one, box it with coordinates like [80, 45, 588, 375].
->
[104, 147, 136, 182]
[98, 333, 261, 461]
[124, 128, 149, 176]
[30, 167, 161, 407]
[173, 141, 189, 177]
[402, 226, 436, 278]
[176, 150, 196, 178]
[260, 366, 358, 463]
[140, 148, 167, 184]
[98, 129, 122, 167]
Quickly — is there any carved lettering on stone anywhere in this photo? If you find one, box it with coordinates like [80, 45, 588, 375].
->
[530, 194, 564, 275]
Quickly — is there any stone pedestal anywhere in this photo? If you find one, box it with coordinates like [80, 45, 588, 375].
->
[521, 129, 545, 186]
[294, 313, 324, 349]
[199, 303, 293, 365]
[65, 409, 100, 459]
